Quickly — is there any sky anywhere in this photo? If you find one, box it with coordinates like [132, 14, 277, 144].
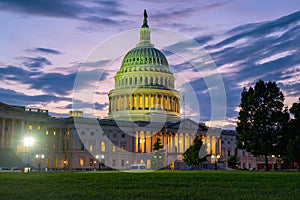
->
[0, 0, 299, 129]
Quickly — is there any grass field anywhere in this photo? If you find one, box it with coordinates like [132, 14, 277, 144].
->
[0, 171, 299, 199]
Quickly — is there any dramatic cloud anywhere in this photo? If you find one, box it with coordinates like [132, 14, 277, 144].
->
[28, 47, 62, 55]
[0, 87, 70, 106]
[20, 56, 52, 69]
[0, 0, 128, 26]
[171, 10, 300, 125]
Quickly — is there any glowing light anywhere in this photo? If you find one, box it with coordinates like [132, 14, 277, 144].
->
[23, 137, 35, 147]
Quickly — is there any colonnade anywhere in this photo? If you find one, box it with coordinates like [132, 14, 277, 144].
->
[109, 94, 180, 113]
[115, 74, 175, 89]
[134, 131, 221, 155]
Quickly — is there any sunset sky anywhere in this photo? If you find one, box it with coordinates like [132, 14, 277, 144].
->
[0, 0, 299, 129]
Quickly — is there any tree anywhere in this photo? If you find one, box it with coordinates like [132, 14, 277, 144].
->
[152, 138, 164, 170]
[183, 135, 206, 169]
[153, 138, 163, 151]
[284, 99, 300, 170]
[227, 155, 239, 169]
[236, 80, 289, 171]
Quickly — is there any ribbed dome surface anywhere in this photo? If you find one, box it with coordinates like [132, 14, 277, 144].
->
[121, 46, 169, 68]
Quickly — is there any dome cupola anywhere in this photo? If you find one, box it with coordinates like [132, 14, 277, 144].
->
[107, 10, 181, 121]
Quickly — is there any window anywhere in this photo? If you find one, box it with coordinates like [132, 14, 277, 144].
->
[46, 157, 50, 168]
[101, 141, 106, 152]
[89, 144, 94, 152]
[91, 132, 94, 136]
[38, 126, 41, 131]
[121, 144, 125, 151]
[227, 141, 230, 144]
[112, 159, 116, 167]
[228, 151, 231, 157]
[46, 130, 48, 135]
[112, 144, 116, 152]
[80, 142, 85, 151]
[90, 159, 93, 167]
[121, 133, 125, 138]
[121, 160, 125, 167]
[54, 131, 56, 136]
[29, 125, 32, 130]
[80, 158, 84, 166]
[221, 149, 225, 156]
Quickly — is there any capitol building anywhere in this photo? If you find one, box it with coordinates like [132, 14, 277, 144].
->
[0, 11, 250, 171]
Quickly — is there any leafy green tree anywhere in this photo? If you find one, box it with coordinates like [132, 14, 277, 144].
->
[152, 138, 164, 170]
[227, 155, 239, 169]
[236, 80, 289, 171]
[284, 99, 300, 170]
[183, 135, 206, 169]
[153, 138, 163, 151]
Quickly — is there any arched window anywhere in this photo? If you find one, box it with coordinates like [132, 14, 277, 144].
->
[145, 77, 148, 85]
[101, 141, 106, 152]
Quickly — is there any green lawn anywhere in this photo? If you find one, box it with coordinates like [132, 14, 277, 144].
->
[0, 171, 299, 199]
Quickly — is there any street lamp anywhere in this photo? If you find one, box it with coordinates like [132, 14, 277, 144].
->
[64, 160, 67, 170]
[211, 154, 220, 170]
[35, 153, 45, 171]
[95, 154, 105, 170]
[23, 136, 35, 172]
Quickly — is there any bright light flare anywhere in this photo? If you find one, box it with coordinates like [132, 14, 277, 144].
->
[23, 137, 35, 147]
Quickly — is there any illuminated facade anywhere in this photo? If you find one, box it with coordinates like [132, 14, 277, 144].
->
[0, 11, 233, 170]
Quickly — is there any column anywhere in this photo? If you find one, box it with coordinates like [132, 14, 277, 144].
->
[161, 95, 164, 110]
[137, 131, 140, 153]
[148, 95, 151, 109]
[173, 98, 176, 112]
[183, 133, 186, 151]
[218, 136, 222, 155]
[111, 97, 114, 112]
[177, 133, 180, 153]
[143, 131, 146, 153]
[130, 95, 133, 110]
[210, 136, 212, 154]
[10, 119, 15, 149]
[1, 118, 5, 148]
[155, 95, 158, 109]
[121, 95, 127, 110]
[109, 98, 111, 113]
[136, 94, 139, 110]
[58, 129, 62, 151]
[117, 96, 120, 111]
[172, 133, 175, 153]
[150, 132, 153, 152]
[142, 94, 145, 110]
